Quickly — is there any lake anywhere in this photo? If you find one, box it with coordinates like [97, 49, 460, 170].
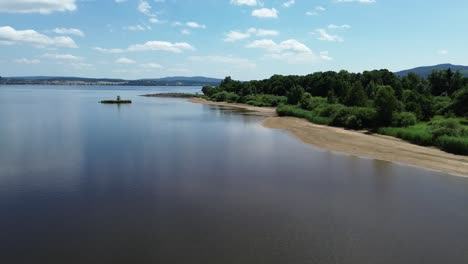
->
[1, 85, 468, 264]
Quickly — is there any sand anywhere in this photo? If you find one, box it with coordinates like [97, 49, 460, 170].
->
[189, 98, 468, 177]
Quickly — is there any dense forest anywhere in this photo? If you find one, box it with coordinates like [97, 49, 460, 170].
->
[201, 69, 468, 155]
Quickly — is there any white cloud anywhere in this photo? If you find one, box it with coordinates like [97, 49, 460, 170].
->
[0, 0, 76, 14]
[328, 24, 351, 29]
[306, 6, 325, 16]
[224, 28, 279, 42]
[93, 47, 125, 54]
[148, 18, 160, 23]
[247, 39, 311, 53]
[230, 0, 257, 6]
[42, 53, 82, 60]
[115, 0, 127, 2]
[0, 26, 77, 48]
[125, 24, 151, 31]
[116, 57, 136, 64]
[52, 27, 84, 37]
[438, 49, 449, 55]
[319, 51, 333, 61]
[334, 0, 376, 3]
[138, 0, 155, 17]
[186, 22, 206, 29]
[128, 41, 194, 53]
[247, 39, 320, 64]
[224, 31, 251, 42]
[189, 55, 256, 68]
[252, 8, 278, 18]
[283, 0, 295, 8]
[315, 6, 326, 11]
[14, 58, 40, 64]
[140, 63, 162, 68]
[94, 41, 195, 54]
[315, 29, 344, 42]
[181, 29, 191, 35]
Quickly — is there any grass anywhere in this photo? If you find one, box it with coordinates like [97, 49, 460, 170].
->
[378, 117, 468, 155]
[277, 105, 331, 125]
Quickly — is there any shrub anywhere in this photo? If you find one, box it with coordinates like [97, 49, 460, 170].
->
[378, 127, 433, 146]
[241, 94, 287, 107]
[277, 105, 331, 125]
[329, 106, 376, 129]
[211, 91, 239, 103]
[318, 104, 346, 118]
[428, 119, 466, 138]
[436, 136, 468, 155]
[392, 112, 417, 127]
[300, 94, 327, 111]
[202, 86, 221, 97]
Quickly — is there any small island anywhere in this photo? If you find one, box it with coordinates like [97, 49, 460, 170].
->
[100, 96, 132, 104]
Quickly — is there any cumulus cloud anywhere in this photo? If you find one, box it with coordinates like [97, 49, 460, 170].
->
[319, 51, 333, 61]
[140, 63, 162, 68]
[0, 0, 76, 14]
[224, 28, 279, 42]
[128, 41, 194, 53]
[116, 57, 136, 64]
[0, 26, 77, 48]
[52, 27, 84, 37]
[138, 0, 155, 17]
[247, 39, 311, 53]
[93, 41, 195, 54]
[252, 8, 278, 18]
[246, 39, 324, 64]
[125, 24, 151, 31]
[315, 29, 344, 42]
[42, 53, 82, 60]
[230, 0, 257, 6]
[328, 24, 351, 29]
[93, 47, 125, 54]
[186, 22, 206, 29]
[283, 0, 295, 8]
[14, 58, 41, 64]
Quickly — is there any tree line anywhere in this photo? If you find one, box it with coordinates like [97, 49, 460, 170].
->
[201, 68, 468, 155]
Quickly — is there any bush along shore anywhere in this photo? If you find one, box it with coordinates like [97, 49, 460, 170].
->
[200, 69, 468, 156]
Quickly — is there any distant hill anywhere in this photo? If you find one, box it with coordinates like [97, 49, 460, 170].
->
[0, 76, 222, 86]
[395, 64, 468, 77]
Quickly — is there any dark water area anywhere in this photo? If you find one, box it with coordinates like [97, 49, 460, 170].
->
[1, 85, 468, 264]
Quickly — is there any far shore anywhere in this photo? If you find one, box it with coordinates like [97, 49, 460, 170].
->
[190, 98, 468, 177]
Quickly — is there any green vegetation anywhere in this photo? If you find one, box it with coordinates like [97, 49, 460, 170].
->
[201, 68, 468, 155]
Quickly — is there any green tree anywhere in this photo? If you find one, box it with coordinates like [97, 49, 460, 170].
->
[287, 85, 304, 105]
[449, 86, 468, 116]
[344, 81, 367, 107]
[327, 89, 338, 104]
[374, 85, 398, 126]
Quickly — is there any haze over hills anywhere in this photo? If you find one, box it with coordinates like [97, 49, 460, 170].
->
[2, 64, 467, 86]
[0, 76, 223, 86]
[395, 64, 468, 77]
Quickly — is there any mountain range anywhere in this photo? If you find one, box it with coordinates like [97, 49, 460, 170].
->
[395, 63, 468, 77]
[0, 76, 223, 86]
[1, 64, 467, 86]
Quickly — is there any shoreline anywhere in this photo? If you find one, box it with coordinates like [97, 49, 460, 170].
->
[190, 98, 468, 177]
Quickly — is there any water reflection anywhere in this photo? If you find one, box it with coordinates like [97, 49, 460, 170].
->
[0, 86, 468, 263]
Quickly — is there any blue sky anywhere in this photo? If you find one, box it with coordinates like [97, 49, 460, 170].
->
[0, 0, 467, 80]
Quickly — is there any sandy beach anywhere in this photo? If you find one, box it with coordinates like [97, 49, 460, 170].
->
[190, 98, 468, 177]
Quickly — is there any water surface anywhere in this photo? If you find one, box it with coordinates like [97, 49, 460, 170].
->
[1, 85, 468, 264]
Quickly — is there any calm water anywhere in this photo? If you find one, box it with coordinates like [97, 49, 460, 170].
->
[1, 85, 468, 264]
